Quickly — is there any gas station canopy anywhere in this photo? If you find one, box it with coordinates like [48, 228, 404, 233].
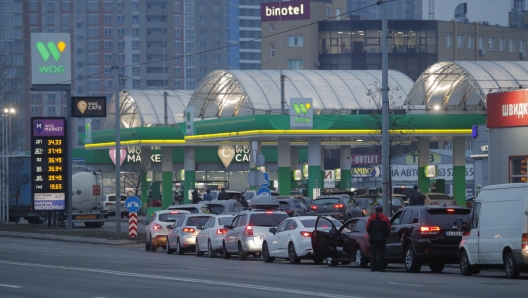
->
[407, 61, 528, 113]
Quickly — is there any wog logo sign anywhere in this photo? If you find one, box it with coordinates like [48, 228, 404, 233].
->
[290, 98, 313, 129]
[31, 33, 71, 86]
[293, 102, 311, 123]
[36, 41, 66, 74]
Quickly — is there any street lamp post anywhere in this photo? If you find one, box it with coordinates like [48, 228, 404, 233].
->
[2, 108, 15, 223]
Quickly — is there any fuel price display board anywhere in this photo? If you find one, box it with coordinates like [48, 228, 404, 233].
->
[31, 117, 67, 211]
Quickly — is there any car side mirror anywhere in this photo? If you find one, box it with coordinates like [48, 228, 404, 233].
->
[223, 225, 231, 229]
[200, 226, 205, 230]
[412, 218, 419, 223]
[269, 227, 276, 234]
[167, 225, 173, 229]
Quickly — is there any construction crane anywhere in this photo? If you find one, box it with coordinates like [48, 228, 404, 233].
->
[429, 0, 434, 20]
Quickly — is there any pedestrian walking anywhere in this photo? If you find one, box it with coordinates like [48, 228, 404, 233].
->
[409, 185, 425, 205]
[203, 189, 213, 201]
[366, 205, 391, 272]
[192, 188, 201, 204]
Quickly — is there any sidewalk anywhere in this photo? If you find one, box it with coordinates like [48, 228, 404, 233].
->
[0, 230, 143, 246]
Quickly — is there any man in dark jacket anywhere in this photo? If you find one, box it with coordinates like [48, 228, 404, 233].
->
[409, 185, 425, 206]
[366, 205, 391, 272]
[217, 188, 229, 200]
[191, 189, 201, 204]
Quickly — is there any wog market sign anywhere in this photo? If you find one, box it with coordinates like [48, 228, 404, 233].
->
[31, 33, 72, 85]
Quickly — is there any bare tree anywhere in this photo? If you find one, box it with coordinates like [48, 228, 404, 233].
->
[120, 146, 152, 197]
[362, 82, 418, 192]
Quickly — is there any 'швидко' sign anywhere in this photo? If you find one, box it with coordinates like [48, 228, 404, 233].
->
[261, 0, 310, 22]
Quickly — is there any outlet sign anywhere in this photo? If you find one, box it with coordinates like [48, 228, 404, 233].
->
[31, 33, 71, 85]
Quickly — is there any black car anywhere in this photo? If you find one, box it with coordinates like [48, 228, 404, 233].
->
[311, 194, 364, 222]
[385, 205, 471, 273]
[276, 197, 315, 217]
[355, 194, 407, 217]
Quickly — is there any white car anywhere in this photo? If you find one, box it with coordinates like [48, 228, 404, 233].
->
[145, 210, 189, 252]
[167, 214, 214, 255]
[262, 216, 343, 264]
[100, 194, 128, 218]
[195, 215, 236, 257]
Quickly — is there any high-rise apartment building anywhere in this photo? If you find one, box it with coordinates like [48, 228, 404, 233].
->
[348, 0, 422, 20]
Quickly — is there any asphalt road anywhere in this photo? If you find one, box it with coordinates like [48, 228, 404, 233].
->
[0, 237, 526, 298]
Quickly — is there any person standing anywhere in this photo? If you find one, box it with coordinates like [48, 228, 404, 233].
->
[203, 190, 213, 201]
[409, 185, 425, 205]
[366, 205, 391, 272]
[192, 188, 201, 204]
[217, 188, 229, 200]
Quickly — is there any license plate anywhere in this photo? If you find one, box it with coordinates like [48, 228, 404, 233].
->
[446, 231, 463, 236]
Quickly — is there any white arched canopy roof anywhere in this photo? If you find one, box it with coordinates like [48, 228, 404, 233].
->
[189, 69, 414, 119]
[407, 61, 528, 112]
[103, 89, 192, 129]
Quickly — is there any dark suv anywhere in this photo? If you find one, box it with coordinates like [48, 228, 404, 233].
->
[385, 206, 471, 273]
[277, 197, 315, 217]
[311, 194, 363, 222]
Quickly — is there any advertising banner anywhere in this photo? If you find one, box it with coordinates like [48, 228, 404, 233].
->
[487, 90, 528, 128]
[31, 33, 71, 86]
[351, 154, 380, 165]
[261, 0, 310, 22]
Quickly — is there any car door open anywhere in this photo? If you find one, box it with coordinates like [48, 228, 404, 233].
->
[311, 216, 339, 258]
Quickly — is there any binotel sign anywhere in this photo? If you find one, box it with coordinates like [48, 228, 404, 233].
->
[31, 33, 71, 86]
[290, 98, 313, 129]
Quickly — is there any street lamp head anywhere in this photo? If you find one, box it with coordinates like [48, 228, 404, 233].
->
[3, 108, 7, 113]
[9, 108, 15, 114]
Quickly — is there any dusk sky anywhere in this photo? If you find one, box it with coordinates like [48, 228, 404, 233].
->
[424, 0, 512, 26]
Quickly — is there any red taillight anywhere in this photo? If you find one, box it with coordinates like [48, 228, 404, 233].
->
[216, 228, 227, 235]
[153, 224, 162, 230]
[334, 203, 344, 209]
[310, 205, 318, 210]
[300, 231, 312, 237]
[170, 211, 180, 214]
[463, 230, 471, 236]
[522, 233, 527, 250]
[420, 226, 440, 234]
[362, 209, 368, 215]
[244, 226, 253, 236]
[182, 227, 196, 233]
[265, 210, 273, 214]
[447, 208, 455, 212]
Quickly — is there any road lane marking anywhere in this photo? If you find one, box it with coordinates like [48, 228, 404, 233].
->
[185, 266, 212, 270]
[0, 250, 14, 253]
[107, 260, 130, 263]
[0, 260, 363, 298]
[0, 283, 21, 288]
[388, 282, 424, 287]
[42, 254, 61, 257]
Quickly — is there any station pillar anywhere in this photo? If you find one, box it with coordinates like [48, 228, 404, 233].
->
[417, 138, 430, 192]
[184, 146, 196, 204]
[277, 140, 291, 195]
[340, 145, 351, 190]
[453, 137, 466, 205]
[290, 147, 299, 192]
[307, 138, 322, 198]
[161, 147, 173, 209]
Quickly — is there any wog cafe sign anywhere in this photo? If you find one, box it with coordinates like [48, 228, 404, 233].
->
[31, 33, 72, 86]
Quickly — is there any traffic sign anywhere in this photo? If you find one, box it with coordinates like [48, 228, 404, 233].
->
[257, 187, 271, 196]
[129, 212, 138, 238]
[261, 172, 270, 187]
[247, 170, 265, 186]
[125, 196, 141, 213]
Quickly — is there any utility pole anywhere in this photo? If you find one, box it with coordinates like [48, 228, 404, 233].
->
[280, 72, 286, 114]
[381, 0, 390, 216]
[113, 0, 121, 235]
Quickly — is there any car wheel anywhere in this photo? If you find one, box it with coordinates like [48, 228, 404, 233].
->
[195, 240, 204, 257]
[262, 242, 275, 263]
[167, 240, 174, 254]
[404, 245, 421, 273]
[326, 257, 339, 267]
[459, 251, 474, 276]
[288, 243, 301, 264]
[222, 242, 231, 259]
[208, 240, 217, 258]
[176, 238, 185, 255]
[504, 252, 521, 279]
[145, 235, 151, 251]
[313, 256, 324, 264]
[149, 238, 157, 252]
[355, 247, 368, 268]
[238, 242, 248, 260]
[429, 262, 445, 273]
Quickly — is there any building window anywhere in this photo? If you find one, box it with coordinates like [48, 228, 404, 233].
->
[87, 27, 99, 37]
[199, 29, 206, 38]
[213, 3, 220, 12]
[47, 1, 55, 11]
[336, 8, 341, 20]
[288, 36, 304, 47]
[62, 14, 70, 24]
[104, 54, 112, 63]
[213, 42, 220, 49]
[520, 40, 525, 53]
[288, 59, 304, 70]
[174, 28, 181, 38]
[199, 55, 206, 63]
[30, 27, 39, 33]
[489, 37, 495, 51]
[104, 41, 113, 50]
[213, 16, 220, 26]
[88, 53, 99, 63]
[62, 27, 70, 33]
[326, 7, 331, 16]
[47, 28, 55, 33]
[104, 15, 112, 24]
[199, 16, 206, 25]
[30, 14, 38, 24]
[117, 15, 124, 23]
[446, 34, 453, 48]
[478, 36, 483, 50]
[270, 43, 275, 58]
[87, 14, 99, 24]
[29, 1, 38, 11]
[105, 80, 113, 89]
[62, 1, 70, 11]
[104, 1, 112, 11]
[104, 28, 112, 37]
[185, 16, 195, 27]
[48, 106, 56, 116]
[185, 67, 195, 79]
[457, 35, 463, 48]
[499, 38, 505, 52]
[467, 35, 474, 49]
[31, 106, 39, 116]
[132, 28, 140, 37]
[510, 39, 516, 52]
[269, 23, 274, 32]
[31, 93, 39, 102]
[132, 2, 139, 11]
[184, 41, 195, 53]
[132, 54, 140, 63]
[46, 15, 55, 25]
[174, 15, 181, 25]
[213, 55, 220, 64]
[213, 29, 220, 38]
[174, 67, 181, 76]
[185, 81, 195, 90]
[132, 80, 140, 89]
[132, 67, 140, 76]
[185, 28, 195, 40]
[184, 2, 195, 14]
[118, 41, 124, 49]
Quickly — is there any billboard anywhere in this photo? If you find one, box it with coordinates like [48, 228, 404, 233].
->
[31, 33, 72, 86]
[261, 0, 310, 22]
[487, 89, 528, 128]
[72, 96, 106, 117]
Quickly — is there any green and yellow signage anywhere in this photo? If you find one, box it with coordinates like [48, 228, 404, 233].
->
[31, 33, 71, 85]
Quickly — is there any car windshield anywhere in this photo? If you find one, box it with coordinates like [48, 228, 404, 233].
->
[218, 217, 233, 225]
[372, 197, 404, 207]
[300, 218, 342, 229]
[314, 198, 339, 205]
[426, 208, 471, 226]
[207, 204, 225, 214]
[227, 193, 241, 200]
[185, 216, 213, 227]
[170, 206, 212, 214]
[355, 199, 369, 207]
[279, 201, 291, 210]
[428, 194, 452, 201]
[158, 213, 183, 222]
[248, 213, 289, 227]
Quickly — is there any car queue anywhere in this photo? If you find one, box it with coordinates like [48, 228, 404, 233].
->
[144, 185, 528, 279]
